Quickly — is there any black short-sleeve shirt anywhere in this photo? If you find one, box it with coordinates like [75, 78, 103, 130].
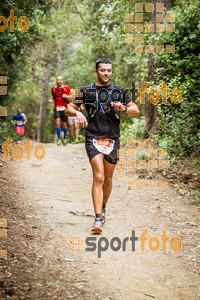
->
[77, 83, 132, 139]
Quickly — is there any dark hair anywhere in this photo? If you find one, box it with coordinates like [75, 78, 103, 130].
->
[95, 58, 112, 70]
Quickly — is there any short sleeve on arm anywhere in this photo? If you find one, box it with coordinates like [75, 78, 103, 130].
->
[121, 88, 133, 105]
[64, 85, 70, 94]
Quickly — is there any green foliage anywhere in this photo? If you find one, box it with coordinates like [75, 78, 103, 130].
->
[136, 151, 148, 161]
[43, 110, 55, 143]
[120, 116, 145, 146]
[0, 0, 53, 141]
[154, 0, 200, 157]
[0, 118, 17, 142]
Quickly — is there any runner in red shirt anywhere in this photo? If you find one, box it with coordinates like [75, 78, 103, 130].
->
[49, 75, 70, 145]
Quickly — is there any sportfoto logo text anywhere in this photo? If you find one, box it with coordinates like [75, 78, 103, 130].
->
[69, 230, 182, 258]
[0, 9, 30, 32]
[2, 138, 46, 161]
[69, 81, 182, 105]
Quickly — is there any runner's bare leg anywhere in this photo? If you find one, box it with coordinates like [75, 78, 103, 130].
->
[56, 118, 61, 128]
[90, 153, 104, 215]
[103, 158, 116, 205]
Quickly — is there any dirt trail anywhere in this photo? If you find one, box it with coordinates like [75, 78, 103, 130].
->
[0, 142, 199, 299]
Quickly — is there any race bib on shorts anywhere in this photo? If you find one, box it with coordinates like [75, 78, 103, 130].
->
[56, 106, 66, 111]
[93, 138, 115, 155]
[16, 121, 23, 126]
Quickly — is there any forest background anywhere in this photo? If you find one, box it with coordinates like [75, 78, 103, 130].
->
[0, 0, 199, 160]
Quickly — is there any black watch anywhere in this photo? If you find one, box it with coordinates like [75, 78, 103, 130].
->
[122, 105, 127, 112]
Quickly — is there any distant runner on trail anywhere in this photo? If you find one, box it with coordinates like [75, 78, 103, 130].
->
[68, 116, 80, 144]
[49, 75, 70, 146]
[65, 58, 140, 234]
[12, 107, 26, 140]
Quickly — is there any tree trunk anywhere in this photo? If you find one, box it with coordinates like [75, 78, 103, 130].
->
[30, 62, 36, 82]
[37, 61, 51, 142]
[143, 53, 157, 138]
[143, 0, 171, 138]
[57, 46, 62, 71]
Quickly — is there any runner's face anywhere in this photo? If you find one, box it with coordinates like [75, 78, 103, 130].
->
[56, 76, 63, 86]
[96, 63, 112, 85]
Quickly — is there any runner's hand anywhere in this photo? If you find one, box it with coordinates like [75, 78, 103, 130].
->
[111, 101, 125, 112]
[76, 111, 88, 127]
[62, 93, 70, 99]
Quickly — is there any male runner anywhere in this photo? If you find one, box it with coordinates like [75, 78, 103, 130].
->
[65, 58, 140, 233]
[49, 75, 70, 145]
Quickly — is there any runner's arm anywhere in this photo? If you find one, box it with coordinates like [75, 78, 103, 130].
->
[65, 104, 88, 127]
[111, 101, 140, 116]
[62, 85, 71, 99]
[123, 102, 140, 116]
[23, 114, 27, 124]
